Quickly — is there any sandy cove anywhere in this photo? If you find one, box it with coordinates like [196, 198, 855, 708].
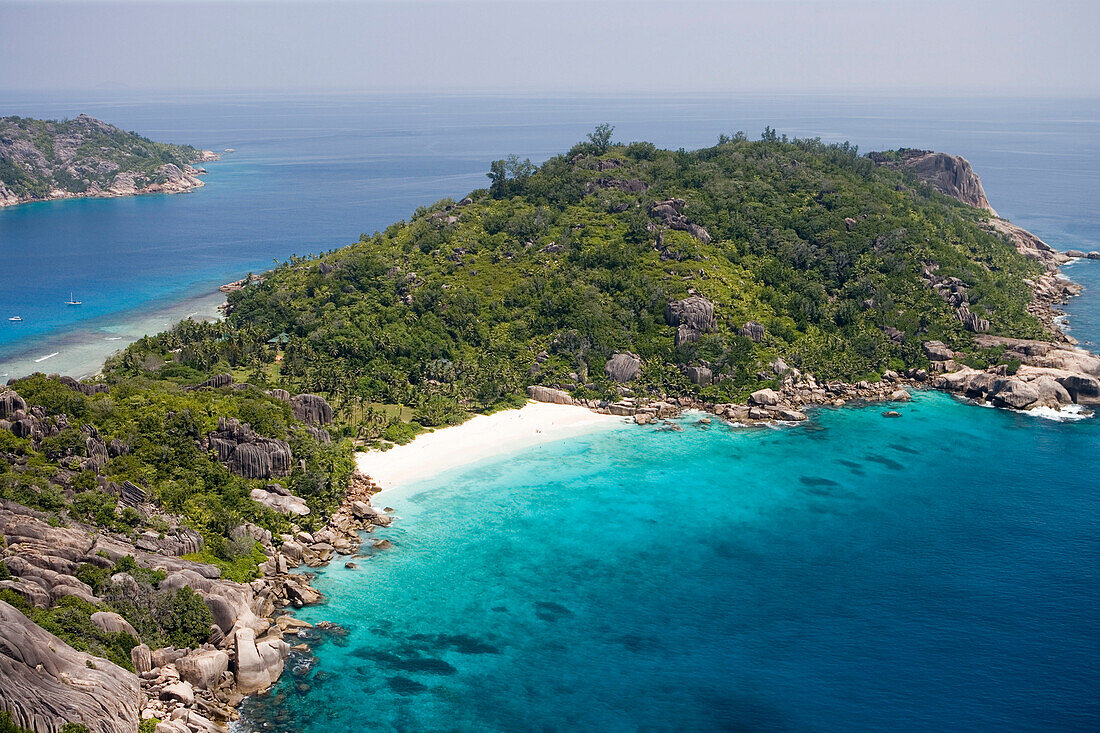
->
[355, 401, 622, 492]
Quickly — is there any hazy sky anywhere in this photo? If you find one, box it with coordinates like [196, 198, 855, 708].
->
[1, 0, 1096, 95]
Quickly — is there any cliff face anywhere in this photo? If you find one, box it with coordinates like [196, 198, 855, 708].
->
[0, 114, 217, 207]
[869, 148, 996, 215]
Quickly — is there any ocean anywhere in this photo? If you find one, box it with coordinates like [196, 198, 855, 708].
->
[1, 92, 1098, 730]
[241, 391, 1100, 732]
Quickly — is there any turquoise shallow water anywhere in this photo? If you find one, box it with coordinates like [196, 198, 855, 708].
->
[241, 393, 1100, 732]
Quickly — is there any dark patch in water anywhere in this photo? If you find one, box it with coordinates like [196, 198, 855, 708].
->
[350, 647, 397, 662]
[535, 601, 573, 621]
[352, 647, 458, 674]
[865, 454, 905, 471]
[889, 442, 919, 455]
[387, 676, 427, 695]
[799, 476, 840, 488]
[836, 459, 861, 470]
[491, 605, 508, 613]
[410, 633, 500, 655]
[616, 634, 653, 651]
[393, 657, 457, 675]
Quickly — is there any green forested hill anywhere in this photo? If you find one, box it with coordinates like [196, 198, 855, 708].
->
[110, 128, 1045, 435]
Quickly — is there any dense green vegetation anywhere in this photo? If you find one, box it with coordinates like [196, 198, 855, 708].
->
[113, 128, 1044, 422]
[0, 114, 206, 199]
[2, 371, 353, 581]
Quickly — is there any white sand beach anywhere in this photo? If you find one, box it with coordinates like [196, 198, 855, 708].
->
[355, 401, 622, 492]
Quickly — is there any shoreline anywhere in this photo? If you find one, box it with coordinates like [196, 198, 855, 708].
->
[0, 287, 228, 381]
[0, 150, 219, 209]
[355, 401, 623, 494]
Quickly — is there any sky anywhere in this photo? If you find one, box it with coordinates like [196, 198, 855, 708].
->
[0, 0, 1096, 95]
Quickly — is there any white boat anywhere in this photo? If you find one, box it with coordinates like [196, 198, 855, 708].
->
[8, 316, 21, 322]
[66, 292, 82, 305]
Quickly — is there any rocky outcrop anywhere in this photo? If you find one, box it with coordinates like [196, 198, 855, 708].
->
[666, 296, 716, 346]
[738, 321, 766, 342]
[682, 365, 713, 386]
[207, 418, 292, 479]
[648, 198, 711, 244]
[57, 375, 110, 396]
[232, 627, 289, 695]
[973, 335, 1100, 378]
[869, 149, 995, 214]
[195, 374, 232, 390]
[526, 385, 574, 405]
[604, 353, 641, 382]
[985, 218, 1069, 270]
[290, 394, 334, 426]
[249, 485, 310, 516]
[90, 611, 138, 638]
[0, 114, 216, 208]
[922, 340, 954, 362]
[0, 389, 27, 418]
[0, 600, 141, 733]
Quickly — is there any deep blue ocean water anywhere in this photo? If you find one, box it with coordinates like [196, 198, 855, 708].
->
[2, 92, 1098, 730]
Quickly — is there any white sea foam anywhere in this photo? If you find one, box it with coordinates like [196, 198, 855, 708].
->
[34, 352, 59, 363]
[1026, 404, 1092, 421]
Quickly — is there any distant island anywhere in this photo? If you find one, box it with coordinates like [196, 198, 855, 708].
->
[0, 114, 217, 207]
[1, 128, 1098, 732]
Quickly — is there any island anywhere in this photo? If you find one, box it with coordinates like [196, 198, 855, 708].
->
[0, 129, 1097, 732]
[0, 114, 217, 208]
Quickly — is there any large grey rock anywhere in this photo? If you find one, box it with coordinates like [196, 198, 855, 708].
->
[1057, 373, 1100, 404]
[738, 321, 765, 342]
[683, 365, 713, 386]
[748, 388, 780, 406]
[526, 385, 574, 405]
[160, 680, 194, 706]
[604, 353, 641, 382]
[130, 644, 152, 675]
[868, 149, 995, 214]
[1031, 376, 1071, 407]
[177, 647, 229, 690]
[290, 393, 334, 425]
[665, 296, 716, 333]
[208, 417, 292, 479]
[0, 389, 26, 419]
[955, 306, 990, 333]
[922, 340, 954, 361]
[90, 611, 138, 639]
[0, 600, 141, 733]
[250, 487, 310, 516]
[675, 324, 701, 347]
[233, 627, 289, 694]
[989, 378, 1040, 409]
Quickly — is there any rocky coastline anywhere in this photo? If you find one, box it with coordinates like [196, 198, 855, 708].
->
[0, 470, 392, 733]
[525, 152, 1099, 425]
[0, 114, 219, 209]
[0, 152, 217, 209]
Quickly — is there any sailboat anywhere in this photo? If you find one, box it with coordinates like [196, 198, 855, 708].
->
[66, 292, 82, 305]
[8, 316, 21, 322]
